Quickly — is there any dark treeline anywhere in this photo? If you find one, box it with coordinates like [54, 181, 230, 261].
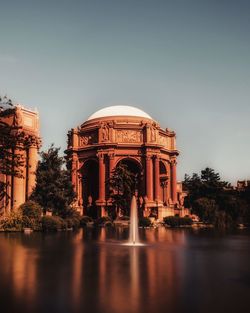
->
[183, 168, 250, 228]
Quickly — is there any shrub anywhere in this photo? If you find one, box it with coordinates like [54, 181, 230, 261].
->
[20, 201, 42, 219]
[0, 210, 23, 231]
[139, 217, 152, 227]
[41, 216, 66, 232]
[163, 216, 193, 227]
[80, 216, 93, 227]
[118, 215, 130, 221]
[95, 216, 113, 227]
[65, 217, 80, 229]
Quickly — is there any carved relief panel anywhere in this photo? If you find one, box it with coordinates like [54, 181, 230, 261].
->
[159, 135, 168, 146]
[79, 131, 98, 146]
[116, 130, 142, 143]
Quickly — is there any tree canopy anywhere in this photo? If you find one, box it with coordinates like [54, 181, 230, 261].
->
[107, 163, 138, 217]
[31, 144, 75, 217]
[184, 167, 250, 227]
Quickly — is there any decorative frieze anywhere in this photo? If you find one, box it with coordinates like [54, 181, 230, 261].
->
[116, 130, 142, 143]
[79, 131, 98, 146]
[159, 135, 168, 146]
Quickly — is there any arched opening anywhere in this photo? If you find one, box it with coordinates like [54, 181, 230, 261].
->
[117, 158, 143, 196]
[109, 158, 143, 217]
[81, 159, 99, 218]
[159, 161, 168, 205]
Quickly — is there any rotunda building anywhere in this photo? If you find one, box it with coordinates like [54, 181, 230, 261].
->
[66, 105, 187, 220]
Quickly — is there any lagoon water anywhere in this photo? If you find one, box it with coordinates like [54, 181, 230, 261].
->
[0, 227, 250, 313]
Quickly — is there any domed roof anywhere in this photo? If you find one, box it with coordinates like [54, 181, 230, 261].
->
[87, 105, 152, 121]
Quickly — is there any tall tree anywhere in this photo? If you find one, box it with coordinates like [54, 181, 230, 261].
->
[0, 96, 25, 211]
[107, 163, 137, 216]
[184, 167, 248, 227]
[31, 144, 75, 217]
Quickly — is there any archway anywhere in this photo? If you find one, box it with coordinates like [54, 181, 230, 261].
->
[117, 158, 143, 196]
[110, 158, 143, 217]
[159, 161, 168, 205]
[81, 159, 99, 218]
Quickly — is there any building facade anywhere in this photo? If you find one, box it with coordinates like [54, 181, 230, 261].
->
[66, 105, 188, 220]
[0, 105, 40, 214]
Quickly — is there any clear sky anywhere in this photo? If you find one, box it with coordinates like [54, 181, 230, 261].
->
[1, 0, 249, 183]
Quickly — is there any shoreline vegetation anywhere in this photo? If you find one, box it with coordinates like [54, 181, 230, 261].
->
[0, 200, 248, 233]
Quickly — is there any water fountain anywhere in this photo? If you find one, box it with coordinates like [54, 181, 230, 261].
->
[124, 195, 144, 246]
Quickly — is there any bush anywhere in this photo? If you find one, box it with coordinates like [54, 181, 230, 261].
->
[20, 201, 42, 219]
[0, 211, 23, 231]
[95, 216, 113, 227]
[117, 215, 130, 221]
[65, 217, 80, 229]
[163, 216, 193, 227]
[41, 216, 66, 232]
[139, 217, 152, 227]
[80, 216, 93, 227]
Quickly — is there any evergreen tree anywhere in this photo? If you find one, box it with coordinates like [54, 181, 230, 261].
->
[31, 144, 75, 216]
[107, 163, 137, 216]
[0, 96, 25, 210]
[184, 167, 247, 227]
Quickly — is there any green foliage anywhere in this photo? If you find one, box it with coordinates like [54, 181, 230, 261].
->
[0, 200, 42, 231]
[139, 217, 152, 227]
[31, 144, 76, 216]
[20, 200, 42, 219]
[95, 216, 113, 227]
[41, 216, 67, 232]
[184, 167, 250, 227]
[193, 197, 218, 224]
[80, 216, 93, 227]
[163, 216, 193, 227]
[107, 163, 138, 216]
[0, 210, 23, 231]
[65, 217, 80, 229]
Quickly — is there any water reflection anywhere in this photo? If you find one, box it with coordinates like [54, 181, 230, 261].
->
[0, 228, 250, 313]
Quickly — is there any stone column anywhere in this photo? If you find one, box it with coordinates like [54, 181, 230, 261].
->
[27, 145, 38, 197]
[6, 174, 12, 214]
[171, 159, 177, 204]
[146, 155, 153, 201]
[71, 154, 78, 193]
[13, 148, 26, 210]
[154, 155, 160, 201]
[98, 153, 105, 202]
[109, 153, 115, 174]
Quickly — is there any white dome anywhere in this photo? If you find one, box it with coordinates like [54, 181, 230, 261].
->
[87, 105, 152, 121]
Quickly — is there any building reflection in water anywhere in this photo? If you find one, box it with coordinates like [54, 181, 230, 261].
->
[0, 228, 188, 313]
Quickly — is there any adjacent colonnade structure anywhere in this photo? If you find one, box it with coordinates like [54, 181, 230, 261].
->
[0, 105, 40, 214]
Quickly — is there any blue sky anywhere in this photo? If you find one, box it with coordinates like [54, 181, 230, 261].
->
[1, 0, 249, 183]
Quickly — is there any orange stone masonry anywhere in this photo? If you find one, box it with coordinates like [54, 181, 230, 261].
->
[66, 106, 188, 220]
[0, 105, 41, 214]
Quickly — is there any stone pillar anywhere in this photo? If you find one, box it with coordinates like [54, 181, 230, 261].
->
[171, 159, 177, 204]
[98, 153, 105, 202]
[154, 155, 160, 201]
[13, 148, 26, 210]
[27, 145, 38, 197]
[109, 153, 115, 174]
[6, 174, 12, 214]
[71, 154, 78, 193]
[146, 155, 153, 201]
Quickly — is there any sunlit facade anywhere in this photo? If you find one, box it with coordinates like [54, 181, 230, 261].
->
[66, 105, 188, 220]
[0, 105, 40, 213]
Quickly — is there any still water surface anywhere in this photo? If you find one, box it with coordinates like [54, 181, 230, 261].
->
[0, 227, 250, 313]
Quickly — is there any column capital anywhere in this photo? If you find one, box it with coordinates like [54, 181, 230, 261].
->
[97, 151, 105, 159]
[170, 158, 177, 165]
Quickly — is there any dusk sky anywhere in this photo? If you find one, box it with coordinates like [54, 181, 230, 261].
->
[1, 0, 249, 183]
